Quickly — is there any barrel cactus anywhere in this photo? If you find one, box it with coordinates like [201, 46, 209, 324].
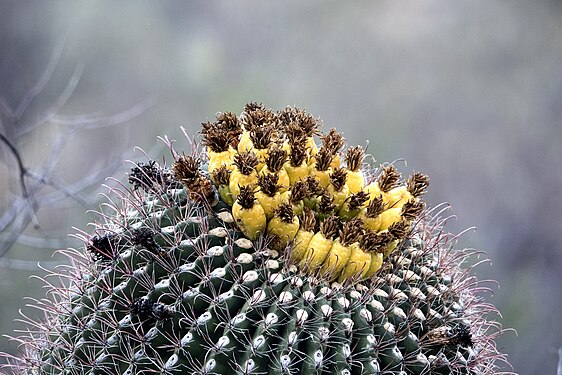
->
[2, 103, 510, 374]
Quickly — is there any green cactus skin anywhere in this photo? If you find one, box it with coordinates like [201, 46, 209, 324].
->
[1, 121, 510, 375]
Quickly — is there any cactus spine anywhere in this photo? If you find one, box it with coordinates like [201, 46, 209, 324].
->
[1, 103, 510, 374]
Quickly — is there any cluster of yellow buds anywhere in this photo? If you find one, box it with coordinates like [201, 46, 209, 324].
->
[200, 102, 429, 282]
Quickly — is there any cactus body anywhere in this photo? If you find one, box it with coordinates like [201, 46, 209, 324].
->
[2, 104, 509, 375]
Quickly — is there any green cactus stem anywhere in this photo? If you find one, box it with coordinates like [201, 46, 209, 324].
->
[1, 103, 511, 375]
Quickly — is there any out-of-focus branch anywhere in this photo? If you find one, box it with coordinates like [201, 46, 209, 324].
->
[13, 38, 65, 123]
[0, 43, 155, 262]
[558, 347, 562, 375]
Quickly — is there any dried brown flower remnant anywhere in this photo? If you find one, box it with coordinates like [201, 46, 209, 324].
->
[233, 150, 259, 175]
[407, 172, 430, 198]
[345, 146, 364, 172]
[377, 164, 401, 193]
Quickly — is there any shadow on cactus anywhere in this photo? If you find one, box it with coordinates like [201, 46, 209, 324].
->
[1, 103, 512, 374]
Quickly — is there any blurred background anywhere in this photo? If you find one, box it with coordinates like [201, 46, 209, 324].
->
[1, 1, 561, 373]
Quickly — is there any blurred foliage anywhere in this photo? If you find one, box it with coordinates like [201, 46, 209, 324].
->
[1, 1, 561, 373]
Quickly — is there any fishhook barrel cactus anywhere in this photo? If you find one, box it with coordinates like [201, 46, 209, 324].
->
[2, 103, 510, 374]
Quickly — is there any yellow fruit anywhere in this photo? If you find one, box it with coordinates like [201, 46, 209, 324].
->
[406, 172, 430, 199]
[285, 160, 309, 185]
[254, 173, 284, 218]
[310, 147, 334, 189]
[364, 182, 382, 202]
[310, 166, 332, 189]
[237, 130, 254, 152]
[232, 189, 266, 240]
[254, 148, 269, 172]
[338, 245, 371, 282]
[338, 191, 369, 220]
[255, 190, 283, 219]
[305, 136, 318, 159]
[268, 216, 299, 249]
[197, 104, 434, 287]
[285, 180, 307, 217]
[319, 128, 344, 168]
[246, 125, 275, 171]
[267, 203, 300, 250]
[325, 167, 349, 211]
[217, 185, 234, 206]
[229, 169, 258, 198]
[358, 195, 384, 231]
[363, 252, 383, 278]
[291, 230, 314, 263]
[381, 221, 409, 258]
[344, 146, 365, 194]
[301, 232, 333, 271]
[301, 216, 339, 271]
[229, 151, 259, 198]
[292, 201, 304, 217]
[302, 176, 322, 210]
[382, 239, 399, 258]
[211, 165, 234, 206]
[321, 239, 352, 280]
[383, 185, 412, 209]
[346, 170, 364, 194]
[281, 139, 292, 154]
[401, 199, 426, 223]
[377, 165, 402, 198]
[284, 136, 309, 185]
[289, 208, 316, 263]
[208, 148, 235, 178]
[359, 211, 381, 232]
[330, 154, 341, 169]
[305, 139, 319, 166]
[379, 207, 402, 231]
[327, 184, 349, 211]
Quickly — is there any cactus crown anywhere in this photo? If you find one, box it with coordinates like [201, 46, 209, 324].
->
[305, 175, 322, 196]
[250, 125, 275, 149]
[1, 102, 511, 375]
[402, 199, 426, 221]
[388, 220, 409, 240]
[299, 207, 316, 232]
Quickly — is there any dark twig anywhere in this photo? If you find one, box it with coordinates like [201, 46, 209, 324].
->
[0, 132, 40, 229]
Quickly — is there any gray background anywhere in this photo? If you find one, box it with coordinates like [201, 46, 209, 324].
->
[1, 2, 561, 373]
